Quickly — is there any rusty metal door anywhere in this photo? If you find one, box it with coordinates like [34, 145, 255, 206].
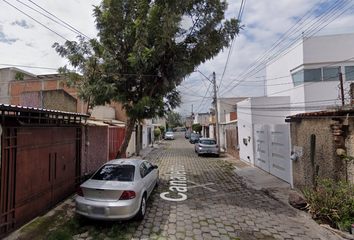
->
[0, 128, 16, 236]
[0, 126, 81, 237]
[109, 127, 126, 160]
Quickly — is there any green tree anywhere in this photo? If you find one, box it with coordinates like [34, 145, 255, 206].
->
[192, 123, 202, 134]
[167, 110, 182, 128]
[53, 0, 241, 158]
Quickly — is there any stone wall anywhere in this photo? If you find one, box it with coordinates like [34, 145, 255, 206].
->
[290, 118, 345, 189]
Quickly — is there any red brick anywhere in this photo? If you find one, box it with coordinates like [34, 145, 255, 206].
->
[24, 82, 42, 92]
[44, 80, 59, 90]
[11, 83, 25, 96]
[11, 97, 20, 106]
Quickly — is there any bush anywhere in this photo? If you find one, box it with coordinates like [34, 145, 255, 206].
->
[159, 126, 165, 134]
[154, 128, 161, 138]
[301, 178, 354, 230]
[191, 123, 202, 134]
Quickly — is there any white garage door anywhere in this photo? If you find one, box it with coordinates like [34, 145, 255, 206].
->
[253, 124, 292, 184]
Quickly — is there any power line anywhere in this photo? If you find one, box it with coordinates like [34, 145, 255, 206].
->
[218, 0, 246, 90]
[219, 0, 354, 98]
[15, 0, 91, 40]
[3, 0, 69, 41]
[27, 0, 91, 40]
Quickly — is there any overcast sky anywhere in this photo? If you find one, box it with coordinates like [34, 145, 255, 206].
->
[1, 0, 354, 117]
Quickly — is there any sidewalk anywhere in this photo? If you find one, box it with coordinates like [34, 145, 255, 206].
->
[221, 154, 351, 240]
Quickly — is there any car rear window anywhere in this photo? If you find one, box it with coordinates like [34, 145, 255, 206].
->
[191, 133, 201, 137]
[91, 165, 135, 181]
[200, 140, 216, 145]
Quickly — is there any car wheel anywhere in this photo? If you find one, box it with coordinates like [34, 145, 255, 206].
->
[134, 194, 147, 221]
[197, 153, 201, 156]
[216, 154, 219, 158]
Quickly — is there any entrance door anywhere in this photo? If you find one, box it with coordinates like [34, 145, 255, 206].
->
[253, 124, 291, 184]
[268, 124, 291, 184]
[253, 125, 269, 172]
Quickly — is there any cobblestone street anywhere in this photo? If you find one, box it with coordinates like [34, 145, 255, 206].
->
[136, 132, 337, 240]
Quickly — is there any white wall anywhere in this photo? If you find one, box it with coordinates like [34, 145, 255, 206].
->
[91, 106, 116, 120]
[303, 33, 354, 64]
[126, 129, 136, 158]
[237, 96, 290, 164]
[266, 33, 354, 116]
[237, 99, 253, 164]
[217, 98, 247, 123]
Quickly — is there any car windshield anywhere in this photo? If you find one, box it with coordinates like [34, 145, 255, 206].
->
[191, 133, 200, 137]
[92, 164, 135, 181]
[166, 132, 173, 135]
[200, 140, 216, 145]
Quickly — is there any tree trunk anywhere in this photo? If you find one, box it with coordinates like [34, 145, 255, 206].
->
[115, 116, 137, 159]
[137, 120, 141, 156]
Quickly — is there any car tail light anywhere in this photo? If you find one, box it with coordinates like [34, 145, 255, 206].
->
[119, 191, 136, 200]
[199, 144, 202, 147]
[216, 145, 219, 148]
[77, 187, 84, 197]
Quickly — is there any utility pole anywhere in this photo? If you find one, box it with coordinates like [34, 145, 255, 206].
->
[339, 72, 345, 106]
[213, 72, 220, 153]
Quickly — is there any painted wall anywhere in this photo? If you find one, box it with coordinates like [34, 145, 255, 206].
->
[266, 33, 354, 116]
[237, 96, 290, 164]
[217, 98, 247, 123]
[91, 106, 116, 120]
[126, 129, 136, 158]
[237, 99, 253, 164]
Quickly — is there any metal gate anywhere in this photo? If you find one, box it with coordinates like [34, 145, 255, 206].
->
[253, 124, 292, 184]
[0, 126, 81, 237]
[226, 128, 239, 159]
[109, 127, 126, 160]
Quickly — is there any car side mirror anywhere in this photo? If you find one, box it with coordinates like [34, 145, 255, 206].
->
[153, 165, 158, 169]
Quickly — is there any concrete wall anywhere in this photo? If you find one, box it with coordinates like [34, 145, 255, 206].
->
[237, 99, 253, 164]
[20, 90, 77, 113]
[290, 118, 345, 189]
[217, 98, 247, 123]
[195, 113, 210, 124]
[109, 102, 129, 122]
[343, 118, 354, 184]
[91, 106, 116, 120]
[81, 125, 109, 176]
[126, 129, 136, 158]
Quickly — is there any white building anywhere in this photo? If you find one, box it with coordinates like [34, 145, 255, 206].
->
[266, 32, 354, 115]
[237, 32, 354, 186]
[216, 98, 247, 152]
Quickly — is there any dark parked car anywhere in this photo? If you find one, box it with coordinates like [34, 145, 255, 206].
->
[185, 130, 191, 139]
[189, 133, 201, 144]
[181, 128, 186, 131]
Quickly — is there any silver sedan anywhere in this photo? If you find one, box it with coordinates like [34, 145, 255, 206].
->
[195, 138, 219, 157]
[165, 132, 175, 140]
[76, 159, 159, 221]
